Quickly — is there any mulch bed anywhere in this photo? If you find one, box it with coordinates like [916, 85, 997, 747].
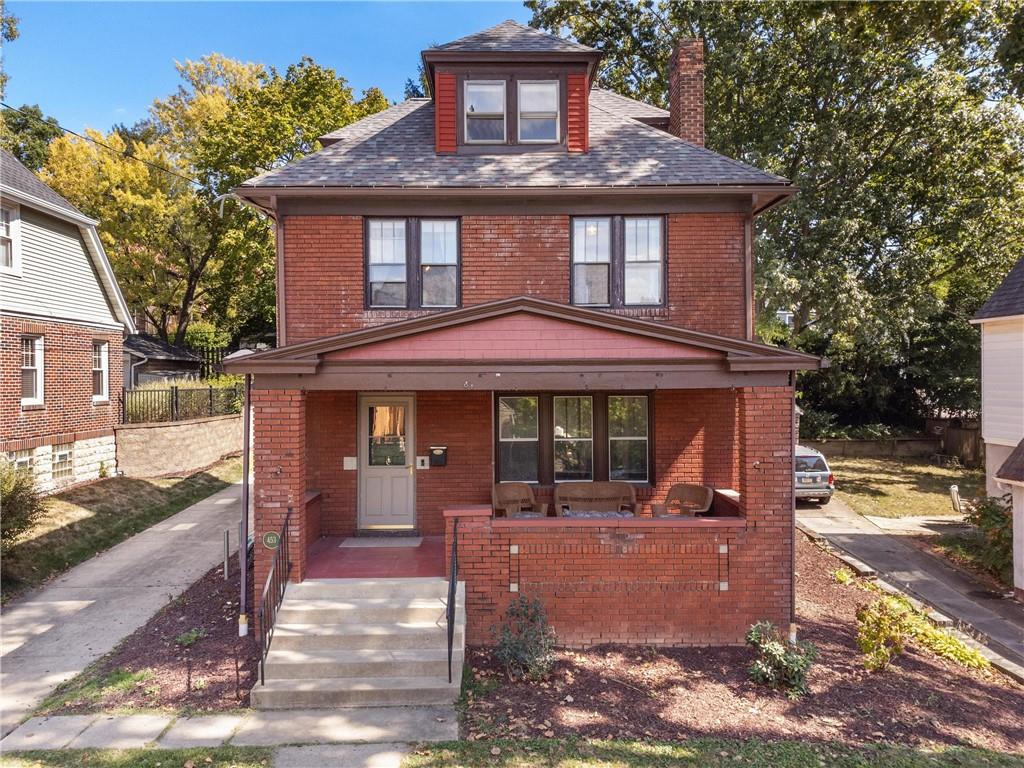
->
[46, 553, 258, 714]
[463, 535, 1024, 753]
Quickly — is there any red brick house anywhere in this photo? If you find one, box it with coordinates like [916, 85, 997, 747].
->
[1, 150, 135, 493]
[225, 21, 822, 708]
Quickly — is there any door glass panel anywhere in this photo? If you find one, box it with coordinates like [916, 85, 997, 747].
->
[368, 405, 406, 466]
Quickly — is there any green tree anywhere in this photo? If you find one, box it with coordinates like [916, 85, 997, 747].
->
[0, 8, 18, 99]
[1, 104, 61, 171]
[530, 0, 1024, 424]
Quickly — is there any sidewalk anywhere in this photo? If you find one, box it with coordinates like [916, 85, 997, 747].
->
[797, 496, 1024, 668]
[0, 482, 245, 737]
[0, 706, 457, 767]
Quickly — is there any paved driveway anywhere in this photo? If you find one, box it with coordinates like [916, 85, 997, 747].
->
[0, 483, 244, 736]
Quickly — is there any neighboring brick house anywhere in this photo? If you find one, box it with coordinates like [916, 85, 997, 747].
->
[226, 20, 822, 691]
[1, 149, 135, 493]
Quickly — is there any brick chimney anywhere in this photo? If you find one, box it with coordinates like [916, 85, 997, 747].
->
[668, 39, 705, 146]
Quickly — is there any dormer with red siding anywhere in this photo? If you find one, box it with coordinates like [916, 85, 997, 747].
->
[421, 20, 602, 155]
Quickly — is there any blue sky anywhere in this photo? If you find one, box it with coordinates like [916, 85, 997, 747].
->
[4, 1, 533, 133]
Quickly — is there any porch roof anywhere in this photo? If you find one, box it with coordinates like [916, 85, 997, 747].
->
[224, 297, 823, 389]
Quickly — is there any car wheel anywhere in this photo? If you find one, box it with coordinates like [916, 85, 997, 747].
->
[819, 496, 832, 506]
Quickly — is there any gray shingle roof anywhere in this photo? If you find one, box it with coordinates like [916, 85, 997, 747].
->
[125, 334, 201, 362]
[975, 257, 1024, 320]
[254, 96, 786, 190]
[428, 19, 595, 54]
[589, 89, 669, 121]
[0, 148, 84, 217]
[996, 437, 1024, 483]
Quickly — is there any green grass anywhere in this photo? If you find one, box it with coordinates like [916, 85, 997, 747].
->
[403, 739, 1024, 767]
[0, 747, 270, 768]
[35, 667, 155, 715]
[830, 456, 984, 518]
[1, 458, 242, 603]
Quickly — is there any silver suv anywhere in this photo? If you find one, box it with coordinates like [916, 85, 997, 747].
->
[795, 445, 834, 504]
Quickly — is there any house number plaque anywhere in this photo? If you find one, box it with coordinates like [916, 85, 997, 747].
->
[262, 531, 280, 550]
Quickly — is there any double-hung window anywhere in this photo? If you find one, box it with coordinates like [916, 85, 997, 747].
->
[21, 336, 43, 406]
[0, 204, 20, 273]
[465, 81, 506, 143]
[518, 81, 559, 143]
[571, 216, 665, 308]
[92, 341, 109, 401]
[495, 393, 650, 485]
[366, 218, 460, 309]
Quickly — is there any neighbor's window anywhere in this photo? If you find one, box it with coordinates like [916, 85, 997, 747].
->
[367, 219, 408, 308]
[52, 443, 74, 481]
[92, 341, 109, 401]
[571, 216, 665, 308]
[0, 204, 20, 273]
[21, 336, 43, 406]
[367, 218, 461, 310]
[465, 81, 506, 143]
[572, 218, 611, 306]
[6, 449, 33, 472]
[608, 396, 649, 482]
[553, 395, 593, 481]
[518, 81, 559, 143]
[498, 396, 539, 482]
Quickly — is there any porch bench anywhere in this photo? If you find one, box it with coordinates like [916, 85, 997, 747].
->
[554, 481, 638, 517]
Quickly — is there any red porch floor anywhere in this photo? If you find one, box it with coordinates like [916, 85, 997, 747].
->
[305, 536, 446, 579]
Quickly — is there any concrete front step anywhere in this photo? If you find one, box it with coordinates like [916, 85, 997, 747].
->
[250, 675, 462, 709]
[276, 597, 449, 625]
[264, 647, 465, 679]
[273, 621, 464, 651]
[286, 577, 450, 600]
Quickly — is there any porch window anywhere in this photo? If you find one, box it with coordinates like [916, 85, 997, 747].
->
[608, 395, 649, 482]
[497, 396, 539, 482]
[571, 216, 665, 308]
[495, 393, 651, 485]
[92, 341, 109, 401]
[21, 335, 43, 406]
[366, 218, 460, 310]
[553, 395, 593, 481]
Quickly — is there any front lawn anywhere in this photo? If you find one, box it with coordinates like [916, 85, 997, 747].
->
[0, 747, 270, 768]
[404, 739, 1024, 767]
[1, 458, 242, 603]
[829, 456, 984, 518]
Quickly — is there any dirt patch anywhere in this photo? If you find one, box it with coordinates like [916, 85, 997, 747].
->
[40, 552, 257, 714]
[463, 535, 1024, 753]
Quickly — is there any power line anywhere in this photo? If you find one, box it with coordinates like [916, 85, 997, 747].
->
[1, 101, 202, 187]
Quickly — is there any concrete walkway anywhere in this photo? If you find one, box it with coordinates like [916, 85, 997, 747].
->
[0, 483, 244, 737]
[0, 707, 457, 767]
[797, 496, 1024, 668]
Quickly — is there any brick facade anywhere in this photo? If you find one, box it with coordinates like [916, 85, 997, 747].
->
[280, 212, 747, 343]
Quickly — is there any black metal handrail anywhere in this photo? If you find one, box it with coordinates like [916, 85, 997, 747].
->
[257, 506, 293, 685]
[446, 518, 459, 684]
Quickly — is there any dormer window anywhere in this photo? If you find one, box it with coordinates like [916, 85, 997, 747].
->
[465, 81, 506, 143]
[518, 81, 559, 143]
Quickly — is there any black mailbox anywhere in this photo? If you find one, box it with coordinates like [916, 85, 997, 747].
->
[429, 445, 448, 467]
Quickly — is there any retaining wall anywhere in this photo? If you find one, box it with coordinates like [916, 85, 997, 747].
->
[114, 413, 241, 477]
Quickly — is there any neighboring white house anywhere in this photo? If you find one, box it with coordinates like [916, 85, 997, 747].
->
[972, 256, 1024, 599]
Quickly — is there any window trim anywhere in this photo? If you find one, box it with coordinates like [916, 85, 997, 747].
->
[20, 335, 44, 407]
[92, 340, 109, 402]
[607, 395, 650, 484]
[517, 80, 560, 145]
[569, 215, 667, 309]
[364, 217, 462, 310]
[0, 203, 22, 276]
[494, 392, 653, 486]
[464, 80, 507, 145]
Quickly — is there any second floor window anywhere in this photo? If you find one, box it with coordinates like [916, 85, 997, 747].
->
[518, 81, 558, 143]
[366, 218, 460, 309]
[92, 341, 109, 401]
[1, 204, 20, 273]
[465, 81, 506, 143]
[21, 335, 43, 406]
[571, 216, 664, 308]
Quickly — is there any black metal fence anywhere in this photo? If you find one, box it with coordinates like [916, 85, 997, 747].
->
[122, 384, 244, 424]
[193, 346, 228, 379]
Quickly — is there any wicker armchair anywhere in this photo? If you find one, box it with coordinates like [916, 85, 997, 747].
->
[492, 482, 548, 518]
[661, 483, 714, 516]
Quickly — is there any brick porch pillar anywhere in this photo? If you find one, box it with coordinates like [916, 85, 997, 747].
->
[252, 387, 308, 611]
[735, 386, 795, 630]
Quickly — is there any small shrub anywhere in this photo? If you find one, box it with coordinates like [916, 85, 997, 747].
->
[832, 567, 855, 585]
[856, 597, 910, 671]
[0, 461, 46, 555]
[175, 627, 206, 647]
[745, 621, 818, 698]
[963, 494, 1014, 584]
[493, 595, 557, 681]
[98, 461, 109, 479]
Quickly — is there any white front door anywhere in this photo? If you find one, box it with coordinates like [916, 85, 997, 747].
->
[358, 394, 415, 529]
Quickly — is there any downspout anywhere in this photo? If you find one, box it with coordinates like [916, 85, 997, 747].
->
[789, 369, 797, 644]
[744, 212, 754, 341]
[239, 372, 252, 637]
